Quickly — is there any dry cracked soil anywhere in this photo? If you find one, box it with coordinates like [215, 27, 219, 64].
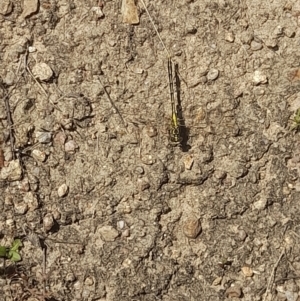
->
[1, 0, 300, 300]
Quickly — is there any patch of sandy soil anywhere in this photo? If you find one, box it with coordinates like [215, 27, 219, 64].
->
[1, 0, 300, 300]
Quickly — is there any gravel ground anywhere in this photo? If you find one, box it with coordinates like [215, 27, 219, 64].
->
[1, 0, 300, 300]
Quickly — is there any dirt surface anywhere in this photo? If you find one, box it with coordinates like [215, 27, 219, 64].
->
[1, 0, 300, 300]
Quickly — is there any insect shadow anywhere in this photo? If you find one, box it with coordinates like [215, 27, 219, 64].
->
[174, 63, 190, 152]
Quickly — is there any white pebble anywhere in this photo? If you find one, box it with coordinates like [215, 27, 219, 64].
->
[117, 220, 125, 230]
[32, 149, 47, 162]
[251, 40, 263, 51]
[65, 140, 77, 153]
[57, 183, 69, 197]
[32, 62, 53, 81]
[252, 70, 268, 85]
[43, 213, 54, 232]
[28, 46, 36, 53]
[207, 68, 219, 81]
[225, 32, 234, 42]
[3, 70, 15, 86]
[273, 25, 283, 37]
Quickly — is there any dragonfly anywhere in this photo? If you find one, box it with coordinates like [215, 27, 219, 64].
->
[139, 0, 190, 149]
[168, 57, 183, 145]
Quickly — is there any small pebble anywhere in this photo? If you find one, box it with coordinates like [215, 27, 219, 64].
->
[137, 178, 150, 191]
[58, 183, 69, 197]
[251, 40, 263, 51]
[194, 107, 206, 123]
[212, 276, 222, 286]
[84, 277, 94, 286]
[233, 87, 244, 99]
[134, 166, 144, 175]
[265, 38, 277, 48]
[240, 31, 253, 44]
[207, 69, 219, 81]
[225, 32, 235, 42]
[6, 218, 15, 227]
[35, 131, 52, 144]
[121, 0, 139, 24]
[91, 6, 104, 18]
[14, 200, 28, 215]
[253, 87, 265, 96]
[122, 229, 130, 237]
[28, 46, 36, 53]
[32, 62, 53, 81]
[43, 213, 54, 232]
[145, 125, 157, 138]
[122, 258, 132, 268]
[65, 140, 77, 153]
[3, 70, 15, 86]
[182, 154, 194, 170]
[18, 177, 30, 192]
[225, 285, 242, 298]
[241, 266, 254, 277]
[273, 25, 283, 37]
[141, 154, 154, 165]
[98, 123, 107, 133]
[214, 170, 227, 180]
[117, 220, 125, 230]
[253, 198, 267, 210]
[73, 280, 82, 290]
[238, 229, 247, 241]
[183, 217, 202, 239]
[123, 205, 132, 214]
[108, 40, 116, 47]
[32, 149, 47, 162]
[53, 132, 67, 146]
[52, 208, 61, 221]
[284, 28, 295, 38]
[98, 225, 119, 241]
[186, 25, 197, 34]
[252, 70, 268, 85]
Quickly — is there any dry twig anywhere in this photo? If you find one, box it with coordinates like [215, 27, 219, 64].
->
[263, 248, 285, 301]
[98, 76, 128, 133]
